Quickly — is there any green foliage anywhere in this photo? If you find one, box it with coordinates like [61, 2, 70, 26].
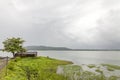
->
[1, 57, 72, 80]
[102, 64, 120, 70]
[87, 64, 96, 68]
[59, 65, 120, 80]
[14, 57, 21, 62]
[107, 67, 114, 71]
[1, 57, 120, 80]
[108, 76, 119, 80]
[95, 69, 103, 74]
[61, 65, 107, 80]
[2, 37, 26, 57]
[7, 61, 15, 71]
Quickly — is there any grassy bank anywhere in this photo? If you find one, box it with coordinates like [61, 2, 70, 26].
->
[0, 57, 73, 80]
[57, 64, 120, 80]
[1, 57, 120, 80]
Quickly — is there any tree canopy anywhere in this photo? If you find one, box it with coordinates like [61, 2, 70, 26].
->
[2, 37, 26, 57]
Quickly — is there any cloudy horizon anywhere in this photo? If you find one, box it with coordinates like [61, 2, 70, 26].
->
[0, 0, 120, 49]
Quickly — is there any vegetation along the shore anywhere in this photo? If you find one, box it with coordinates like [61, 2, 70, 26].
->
[0, 57, 73, 80]
[1, 57, 120, 80]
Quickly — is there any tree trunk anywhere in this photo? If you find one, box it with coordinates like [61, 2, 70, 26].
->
[12, 52, 15, 58]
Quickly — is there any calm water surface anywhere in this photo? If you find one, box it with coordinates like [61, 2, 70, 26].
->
[0, 51, 120, 65]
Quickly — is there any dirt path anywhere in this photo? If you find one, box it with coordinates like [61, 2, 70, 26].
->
[0, 59, 7, 71]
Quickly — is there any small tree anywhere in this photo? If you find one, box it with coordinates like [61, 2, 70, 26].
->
[2, 37, 26, 58]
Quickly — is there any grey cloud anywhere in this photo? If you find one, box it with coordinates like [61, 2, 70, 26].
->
[0, 0, 120, 49]
[94, 10, 120, 49]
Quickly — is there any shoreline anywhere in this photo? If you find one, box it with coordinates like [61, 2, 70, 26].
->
[0, 56, 120, 80]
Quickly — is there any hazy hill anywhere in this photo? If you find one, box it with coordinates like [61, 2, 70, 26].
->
[26, 46, 72, 50]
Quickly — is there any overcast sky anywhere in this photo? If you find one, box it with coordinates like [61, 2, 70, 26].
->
[0, 0, 120, 49]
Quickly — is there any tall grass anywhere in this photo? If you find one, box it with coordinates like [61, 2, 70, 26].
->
[58, 65, 120, 80]
[1, 57, 120, 80]
[1, 57, 72, 80]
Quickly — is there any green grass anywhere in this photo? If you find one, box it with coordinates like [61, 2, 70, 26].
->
[101, 64, 120, 70]
[107, 67, 115, 71]
[1, 58, 120, 80]
[108, 76, 119, 80]
[60, 65, 107, 80]
[59, 64, 120, 80]
[87, 64, 96, 68]
[0, 57, 73, 80]
[95, 69, 103, 74]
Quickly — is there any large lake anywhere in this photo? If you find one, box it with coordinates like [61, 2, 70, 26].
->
[0, 51, 120, 65]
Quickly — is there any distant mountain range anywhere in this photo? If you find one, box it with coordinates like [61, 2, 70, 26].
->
[26, 46, 72, 50]
[0, 46, 120, 51]
[25, 46, 120, 51]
